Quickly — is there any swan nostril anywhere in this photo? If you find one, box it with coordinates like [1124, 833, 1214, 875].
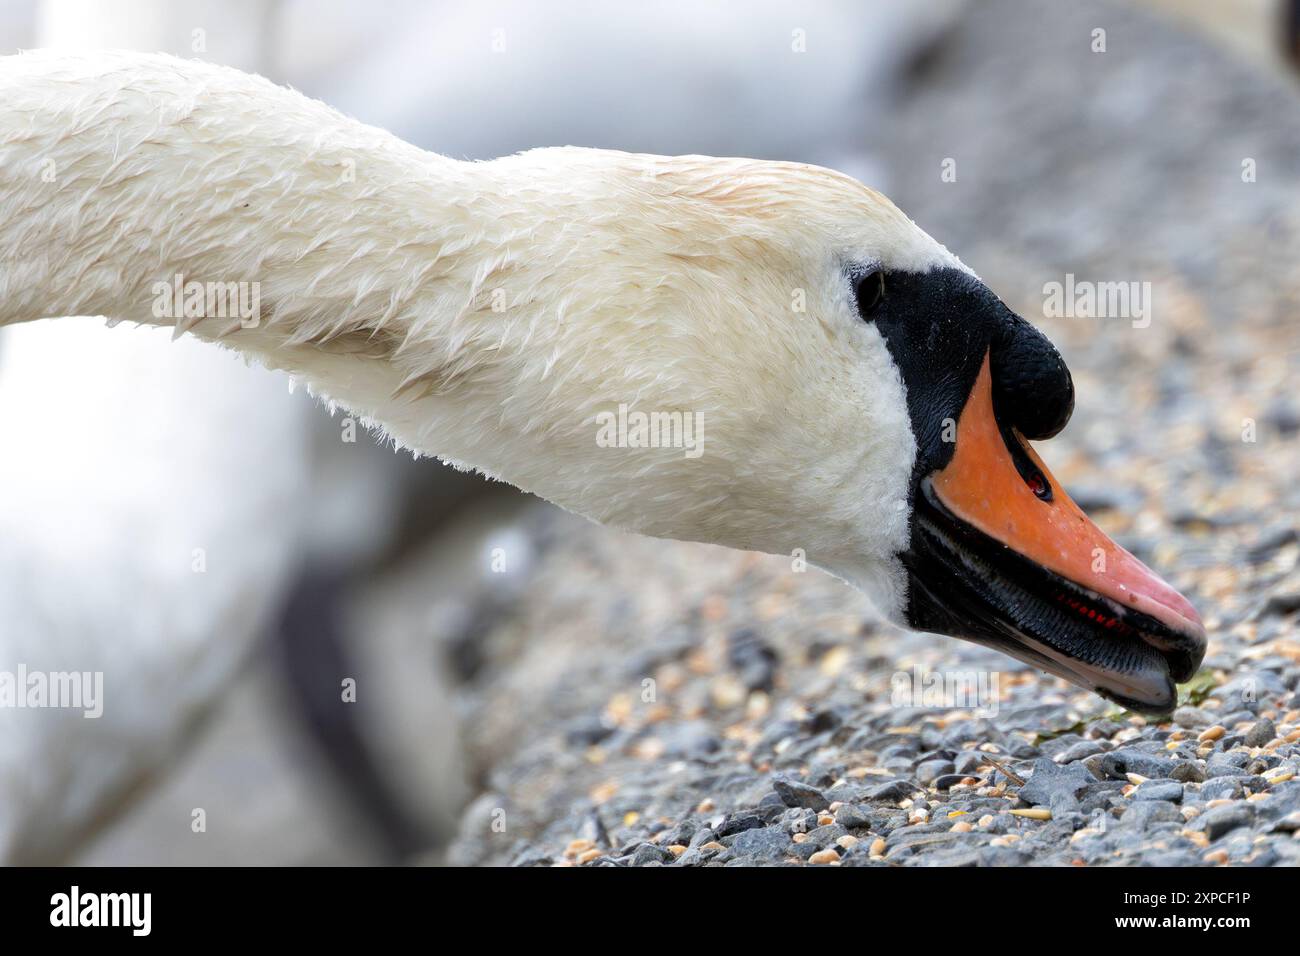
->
[1027, 470, 1052, 501]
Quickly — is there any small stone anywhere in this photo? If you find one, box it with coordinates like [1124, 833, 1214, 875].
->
[661, 819, 697, 847]
[1270, 812, 1300, 833]
[833, 803, 871, 830]
[772, 776, 830, 811]
[1170, 762, 1206, 784]
[1124, 801, 1182, 827]
[916, 758, 956, 785]
[1199, 725, 1226, 743]
[1100, 750, 1177, 780]
[1196, 804, 1254, 841]
[728, 826, 792, 860]
[1133, 782, 1184, 803]
[688, 827, 717, 849]
[869, 837, 887, 856]
[630, 843, 676, 866]
[1244, 718, 1276, 749]
[1205, 752, 1251, 778]
[805, 823, 849, 847]
[1173, 707, 1214, 729]
[1055, 740, 1107, 763]
[807, 848, 840, 865]
[864, 779, 918, 802]
[1201, 777, 1251, 801]
[1018, 758, 1094, 809]
[715, 813, 764, 838]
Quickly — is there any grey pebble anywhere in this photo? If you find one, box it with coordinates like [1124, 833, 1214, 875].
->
[1100, 749, 1177, 780]
[1133, 782, 1184, 803]
[1199, 778, 1245, 801]
[1018, 758, 1094, 808]
[772, 776, 829, 811]
[864, 779, 919, 802]
[727, 826, 792, 860]
[1122, 800, 1183, 828]
[688, 827, 717, 849]
[1170, 761, 1207, 784]
[630, 843, 676, 866]
[833, 803, 872, 830]
[916, 759, 955, 785]
[1055, 740, 1107, 763]
[714, 813, 764, 838]
[1244, 718, 1276, 748]
[1173, 706, 1215, 729]
[1196, 804, 1255, 841]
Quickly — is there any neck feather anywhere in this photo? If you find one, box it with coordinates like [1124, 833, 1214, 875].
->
[1, 52, 551, 457]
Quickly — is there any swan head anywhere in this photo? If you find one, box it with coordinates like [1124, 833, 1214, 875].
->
[201, 145, 1203, 713]
[425, 150, 1204, 713]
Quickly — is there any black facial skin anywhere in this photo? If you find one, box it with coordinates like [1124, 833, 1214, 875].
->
[851, 266, 1198, 713]
[851, 266, 1073, 483]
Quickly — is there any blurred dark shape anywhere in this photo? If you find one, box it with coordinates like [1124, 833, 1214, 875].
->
[274, 565, 430, 862]
[1284, 0, 1300, 68]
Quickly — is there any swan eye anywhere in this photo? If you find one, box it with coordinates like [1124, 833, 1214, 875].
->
[854, 269, 885, 319]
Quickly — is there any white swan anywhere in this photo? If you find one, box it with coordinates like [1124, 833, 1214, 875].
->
[0, 50, 1206, 719]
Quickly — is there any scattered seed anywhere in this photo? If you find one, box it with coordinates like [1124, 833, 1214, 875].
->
[564, 839, 595, 858]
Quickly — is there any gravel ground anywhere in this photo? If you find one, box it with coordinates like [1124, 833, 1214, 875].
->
[443, 0, 1300, 866]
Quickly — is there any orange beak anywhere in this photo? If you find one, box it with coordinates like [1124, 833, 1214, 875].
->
[908, 353, 1206, 712]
